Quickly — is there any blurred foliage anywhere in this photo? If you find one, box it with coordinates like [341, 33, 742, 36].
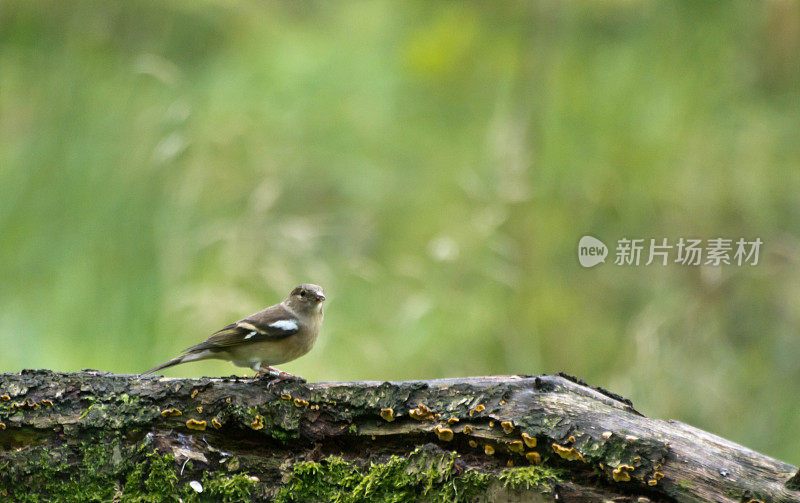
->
[1, 0, 799, 463]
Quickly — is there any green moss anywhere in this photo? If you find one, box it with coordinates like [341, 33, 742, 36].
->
[180, 472, 257, 502]
[0, 429, 557, 502]
[0, 440, 125, 502]
[499, 465, 563, 490]
[0, 430, 268, 503]
[275, 448, 493, 503]
[123, 450, 180, 502]
[0, 437, 181, 502]
[78, 396, 99, 419]
[274, 446, 565, 503]
[0, 445, 74, 502]
[275, 457, 361, 502]
[270, 429, 296, 443]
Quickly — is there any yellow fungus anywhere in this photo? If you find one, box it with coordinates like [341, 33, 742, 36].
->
[161, 408, 182, 417]
[521, 432, 537, 448]
[501, 421, 515, 434]
[468, 440, 478, 448]
[499, 400, 506, 405]
[447, 417, 459, 425]
[40, 399, 53, 407]
[526, 452, 540, 465]
[489, 421, 495, 427]
[294, 398, 309, 408]
[602, 431, 612, 439]
[463, 425, 473, 434]
[612, 464, 634, 482]
[196, 407, 203, 414]
[186, 419, 206, 431]
[469, 404, 485, 416]
[653, 471, 664, 480]
[0, 395, 9, 402]
[484, 444, 495, 456]
[280, 393, 292, 400]
[380, 408, 395, 422]
[507, 460, 514, 467]
[250, 416, 264, 430]
[648, 479, 657, 486]
[508, 440, 525, 454]
[0, 423, 5, 430]
[211, 418, 222, 429]
[434, 424, 454, 442]
[552, 443, 586, 462]
[225, 397, 231, 404]
[409, 404, 435, 421]
[190, 389, 199, 399]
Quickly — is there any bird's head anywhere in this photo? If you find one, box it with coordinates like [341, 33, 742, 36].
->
[286, 283, 326, 313]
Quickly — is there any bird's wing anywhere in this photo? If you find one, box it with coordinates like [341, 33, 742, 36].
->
[184, 305, 299, 352]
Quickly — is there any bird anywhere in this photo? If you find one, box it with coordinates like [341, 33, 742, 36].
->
[142, 284, 325, 379]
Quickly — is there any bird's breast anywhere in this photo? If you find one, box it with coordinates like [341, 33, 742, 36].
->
[226, 331, 317, 366]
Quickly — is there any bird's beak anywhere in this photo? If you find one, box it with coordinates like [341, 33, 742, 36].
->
[315, 292, 326, 302]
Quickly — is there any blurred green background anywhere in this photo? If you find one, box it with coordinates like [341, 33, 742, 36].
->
[1, 1, 799, 464]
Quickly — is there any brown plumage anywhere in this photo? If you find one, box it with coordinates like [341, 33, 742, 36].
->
[142, 284, 325, 377]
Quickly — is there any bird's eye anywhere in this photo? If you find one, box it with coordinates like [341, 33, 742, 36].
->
[300, 290, 306, 297]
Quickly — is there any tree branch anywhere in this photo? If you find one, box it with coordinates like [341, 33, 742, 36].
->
[0, 370, 796, 502]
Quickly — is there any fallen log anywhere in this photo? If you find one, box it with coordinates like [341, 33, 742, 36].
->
[0, 369, 796, 502]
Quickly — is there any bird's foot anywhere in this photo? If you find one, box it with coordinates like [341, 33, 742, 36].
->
[256, 367, 306, 386]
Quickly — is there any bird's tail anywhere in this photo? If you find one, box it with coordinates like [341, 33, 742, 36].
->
[140, 350, 214, 378]
[141, 352, 203, 376]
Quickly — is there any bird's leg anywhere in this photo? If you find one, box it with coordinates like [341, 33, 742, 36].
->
[254, 366, 279, 378]
[268, 367, 305, 383]
[254, 365, 305, 384]
[252, 366, 282, 378]
[263, 366, 292, 378]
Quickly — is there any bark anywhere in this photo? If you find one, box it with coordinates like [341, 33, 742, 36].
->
[0, 369, 797, 502]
